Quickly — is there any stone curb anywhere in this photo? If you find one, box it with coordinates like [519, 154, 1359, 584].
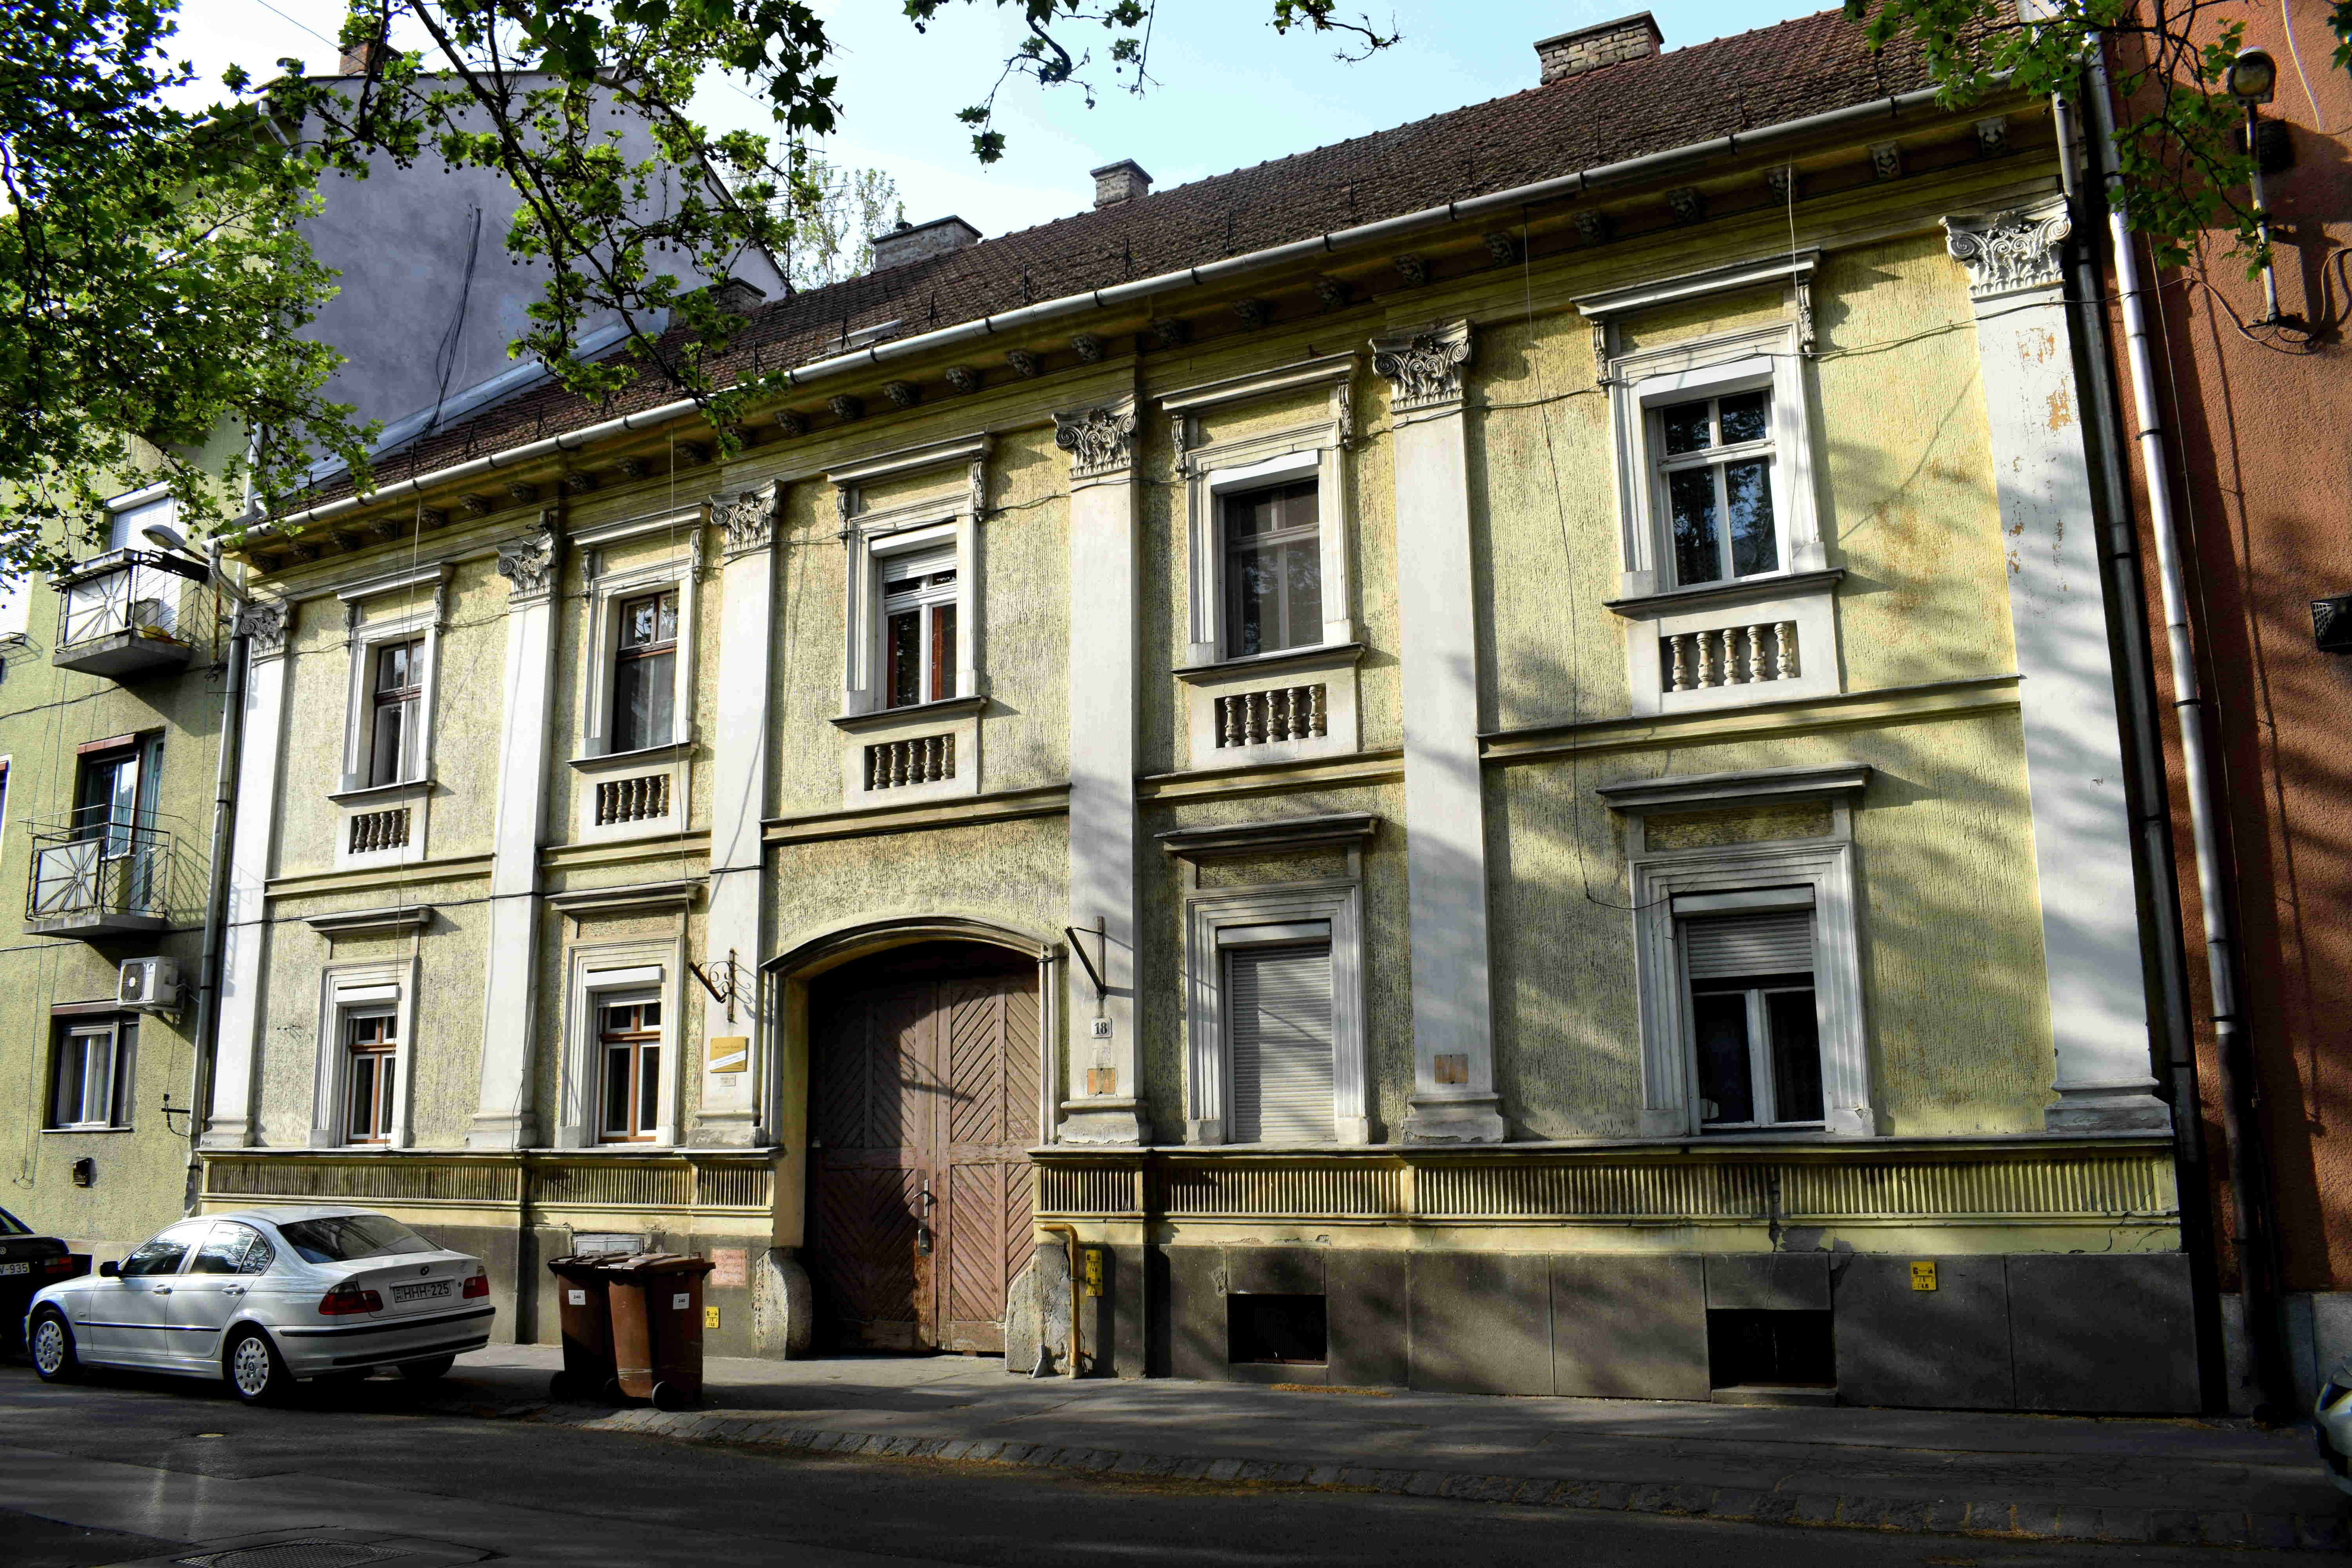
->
[471, 1397, 2346, 1553]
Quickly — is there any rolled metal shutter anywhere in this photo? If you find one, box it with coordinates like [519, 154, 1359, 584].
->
[1683, 910, 1813, 980]
[1226, 943, 1336, 1143]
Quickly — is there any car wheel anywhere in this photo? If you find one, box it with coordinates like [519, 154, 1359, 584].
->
[398, 1356, 455, 1383]
[225, 1328, 292, 1405]
[28, 1311, 78, 1382]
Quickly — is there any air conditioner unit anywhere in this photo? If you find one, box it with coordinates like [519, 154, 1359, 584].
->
[118, 956, 184, 1014]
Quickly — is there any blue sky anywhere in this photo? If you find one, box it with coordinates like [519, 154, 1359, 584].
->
[173, 0, 1830, 238]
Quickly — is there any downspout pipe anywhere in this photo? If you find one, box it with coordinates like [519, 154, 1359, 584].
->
[259, 82, 1972, 537]
[2084, 38, 2291, 1419]
[2049, 77, 2226, 1412]
[185, 548, 250, 1213]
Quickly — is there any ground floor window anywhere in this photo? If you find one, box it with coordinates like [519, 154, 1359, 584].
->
[599, 996, 662, 1143]
[344, 1009, 398, 1144]
[49, 1018, 131, 1129]
[1681, 907, 1822, 1130]
[1222, 932, 1336, 1143]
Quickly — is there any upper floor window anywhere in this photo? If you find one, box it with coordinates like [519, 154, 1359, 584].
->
[73, 742, 150, 858]
[368, 638, 424, 787]
[881, 550, 958, 710]
[1222, 481, 1322, 659]
[612, 590, 679, 752]
[1656, 388, 1780, 588]
[344, 1009, 397, 1145]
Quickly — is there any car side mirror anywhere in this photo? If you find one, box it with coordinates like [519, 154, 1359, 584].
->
[98, 1259, 119, 1277]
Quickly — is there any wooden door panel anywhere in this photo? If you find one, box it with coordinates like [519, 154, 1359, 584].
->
[808, 958, 1038, 1355]
[808, 1164, 924, 1349]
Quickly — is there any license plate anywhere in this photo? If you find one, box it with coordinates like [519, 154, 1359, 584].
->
[0, 1262, 27, 1277]
[392, 1280, 450, 1303]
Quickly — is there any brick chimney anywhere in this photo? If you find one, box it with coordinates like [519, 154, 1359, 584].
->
[869, 216, 981, 272]
[339, 38, 383, 76]
[1091, 160, 1153, 209]
[1534, 13, 1662, 83]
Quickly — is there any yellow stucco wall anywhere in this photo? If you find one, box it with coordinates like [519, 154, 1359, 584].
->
[214, 149, 2098, 1256]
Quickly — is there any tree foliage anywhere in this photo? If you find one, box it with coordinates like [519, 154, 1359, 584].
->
[0, 0, 1397, 570]
[1846, 0, 2352, 279]
[0, 0, 370, 568]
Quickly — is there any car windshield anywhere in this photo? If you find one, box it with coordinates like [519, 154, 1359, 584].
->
[274, 1214, 435, 1264]
[0, 1207, 28, 1236]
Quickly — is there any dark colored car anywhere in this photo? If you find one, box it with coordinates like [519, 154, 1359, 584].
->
[1, 1207, 88, 1352]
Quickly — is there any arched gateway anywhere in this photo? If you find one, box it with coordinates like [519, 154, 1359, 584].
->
[796, 935, 1045, 1352]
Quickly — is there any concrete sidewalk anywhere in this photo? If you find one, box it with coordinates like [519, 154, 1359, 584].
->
[425, 1347, 2350, 1552]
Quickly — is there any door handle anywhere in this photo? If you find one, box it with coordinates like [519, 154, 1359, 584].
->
[152, 1285, 172, 1295]
[225, 1287, 245, 1297]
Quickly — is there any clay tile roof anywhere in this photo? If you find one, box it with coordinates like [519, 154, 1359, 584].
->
[316, 7, 1934, 503]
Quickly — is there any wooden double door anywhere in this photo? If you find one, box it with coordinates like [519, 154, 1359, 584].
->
[806, 947, 1039, 1352]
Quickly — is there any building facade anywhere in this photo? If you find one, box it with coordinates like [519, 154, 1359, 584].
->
[199, 11, 2204, 1409]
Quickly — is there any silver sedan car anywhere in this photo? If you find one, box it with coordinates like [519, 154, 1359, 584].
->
[23, 1206, 492, 1404]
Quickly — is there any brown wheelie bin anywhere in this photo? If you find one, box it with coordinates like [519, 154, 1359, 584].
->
[603, 1253, 716, 1410]
[545, 1255, 619, 1402]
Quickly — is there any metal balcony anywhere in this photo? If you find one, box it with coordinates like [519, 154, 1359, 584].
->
[26, 822, 177, 938]
[49, 550, 202, 679]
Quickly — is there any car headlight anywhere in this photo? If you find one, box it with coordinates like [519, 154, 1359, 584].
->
[2319, 1380, 2352, 1413]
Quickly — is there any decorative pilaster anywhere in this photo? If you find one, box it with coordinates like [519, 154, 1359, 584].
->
[1374, 320, 1506, 1144]
[1057, 396, 1148, 1145]
[1944, 199, 2166, 1134]
[697, 485, 780, 1145]
[1053, 405, 1138, 481]
[204, 599, 294, 1147]
[470, 512, 565, 1149]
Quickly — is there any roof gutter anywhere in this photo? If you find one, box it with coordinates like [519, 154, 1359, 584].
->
[267, 81, 1964, 535]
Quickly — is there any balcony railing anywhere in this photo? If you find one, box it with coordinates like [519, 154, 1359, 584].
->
[50, 551, 201, 679]
[26, 820, 180, 937]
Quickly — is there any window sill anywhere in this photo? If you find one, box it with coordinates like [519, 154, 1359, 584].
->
[328, 778, 434, 808]
[830, 693, 987, 735]
[568, 739, 695, 775]
[40, 1125, 134, 1135]
[1174, 641, 1365, 686]
[1603, 568, 1844, 621]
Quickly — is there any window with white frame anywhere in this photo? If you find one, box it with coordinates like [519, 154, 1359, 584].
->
[49, 1018, 132, 1129]
[1220, 923, 1337, 1142]
[611, 589, 679, 750]
[597, 994, 663, 1143]
[343, 1009, 398, 1144]
[366, 637, 424, 787]
[574, 519, 699, 761]
[558, 942, 681, 1148]
[1221, 481, 1323, 659]
[336, 570, 445, 799]
[311, 965, 412, 1148]
[879, 547, 958, 709]
[1169, 816, 1374, 1147]
[1612, 768, 1873, 1138]
[1676, 892, 1823, 1131]
[1654, 386, 1782, 589]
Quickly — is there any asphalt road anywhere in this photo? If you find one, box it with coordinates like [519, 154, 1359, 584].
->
[0, 1361, 2263, 1567]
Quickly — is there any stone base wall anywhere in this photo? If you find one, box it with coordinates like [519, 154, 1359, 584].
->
[1115, 1244, 2200, 1415]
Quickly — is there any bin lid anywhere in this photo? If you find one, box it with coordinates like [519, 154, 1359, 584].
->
[598, 1252, 717, 1276]
[545, 1255, 617, 1274]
